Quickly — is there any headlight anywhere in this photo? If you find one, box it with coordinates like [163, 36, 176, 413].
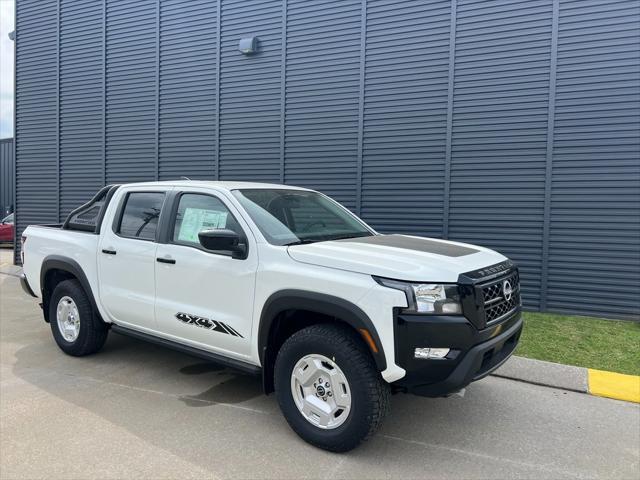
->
[375, 278, 462, 315]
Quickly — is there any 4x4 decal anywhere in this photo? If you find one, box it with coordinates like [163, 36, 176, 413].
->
[175, 312, 243, 338]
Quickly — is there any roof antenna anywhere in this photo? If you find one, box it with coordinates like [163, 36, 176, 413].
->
[180, 176, 192, 181]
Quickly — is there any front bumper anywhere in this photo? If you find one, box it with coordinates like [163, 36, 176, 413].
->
[392, 309, 522, 397]
[20, 274, 38, 298]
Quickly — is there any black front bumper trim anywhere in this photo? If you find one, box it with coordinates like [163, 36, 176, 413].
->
[393, 313, 523, 397]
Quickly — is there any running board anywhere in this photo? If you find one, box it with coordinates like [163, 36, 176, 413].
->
[111, 325, 261, 376]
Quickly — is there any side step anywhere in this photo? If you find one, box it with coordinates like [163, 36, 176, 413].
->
[111, 324, 261, 376]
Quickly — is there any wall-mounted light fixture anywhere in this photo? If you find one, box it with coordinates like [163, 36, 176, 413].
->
[238, 37, 258, 55]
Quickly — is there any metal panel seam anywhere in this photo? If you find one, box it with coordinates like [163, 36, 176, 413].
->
[12, 0, 17, 263]
[155, 0, 160, 181]
[443, 0, 457, 239]
[102, 0, 106, 186]
[356, 0, 366, 216]
[215, 0, 221, 180]
[540, 0, 559, 311]
[56, 0, 61, 222]
[280, 0, 287, 184]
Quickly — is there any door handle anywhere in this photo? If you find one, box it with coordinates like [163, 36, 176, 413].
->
[156, 257, 176, 265]
[101, 249, 117, 255]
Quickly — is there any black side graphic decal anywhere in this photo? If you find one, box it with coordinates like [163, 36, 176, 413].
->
[175, 312, 244, 338]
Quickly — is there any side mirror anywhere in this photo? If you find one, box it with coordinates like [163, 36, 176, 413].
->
[198, 229, 247, 259]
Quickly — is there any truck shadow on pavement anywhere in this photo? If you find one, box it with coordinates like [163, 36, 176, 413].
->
[178, 362, 263, 407]
[109, 333, 266, 407]
[12, 332, 266, 408]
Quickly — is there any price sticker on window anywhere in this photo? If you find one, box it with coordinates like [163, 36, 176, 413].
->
[178, 208, 228, 243]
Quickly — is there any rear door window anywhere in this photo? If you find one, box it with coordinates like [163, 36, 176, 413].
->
[117, 192, 165, 241]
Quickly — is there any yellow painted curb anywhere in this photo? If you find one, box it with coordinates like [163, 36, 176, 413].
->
[588, 369, 640, 403]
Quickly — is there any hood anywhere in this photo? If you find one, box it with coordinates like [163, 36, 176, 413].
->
[287, 234, 507, 283]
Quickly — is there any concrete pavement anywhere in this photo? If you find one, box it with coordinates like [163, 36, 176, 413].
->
[1, 258, 639, 479]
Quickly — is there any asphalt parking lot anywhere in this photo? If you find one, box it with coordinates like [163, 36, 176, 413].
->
[1, 253, 639, 479]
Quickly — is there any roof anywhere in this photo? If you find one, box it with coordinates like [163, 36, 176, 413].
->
[121, 180, 311, 191]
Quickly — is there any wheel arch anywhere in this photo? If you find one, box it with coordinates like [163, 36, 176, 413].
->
[258, 289, 387, 394]
[40, 255, 100, 323]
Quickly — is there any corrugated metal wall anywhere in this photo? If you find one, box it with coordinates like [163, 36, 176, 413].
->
[0, 138, 14, 217]
[14, 0, 640, 319]
[15, 0, 59, 238]
[546, 0, 640, 317]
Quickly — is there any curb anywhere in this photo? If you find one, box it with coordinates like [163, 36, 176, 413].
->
[588, 369, 640, 404]
[493, 356, 588, 393]
[493, 356, 640, 404]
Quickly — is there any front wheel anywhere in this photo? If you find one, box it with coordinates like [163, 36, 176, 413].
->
[274, 324, 390, 452]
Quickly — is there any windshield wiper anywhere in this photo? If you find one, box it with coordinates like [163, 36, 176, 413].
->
[323, 232, 373, 241]
[283, 239, 319, 246]
[284, 232, 372, 246]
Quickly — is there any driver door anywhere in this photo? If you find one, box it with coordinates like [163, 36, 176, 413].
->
[154, 189, 258, 360]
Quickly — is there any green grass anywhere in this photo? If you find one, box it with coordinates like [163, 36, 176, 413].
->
[515, 312, 640, 376]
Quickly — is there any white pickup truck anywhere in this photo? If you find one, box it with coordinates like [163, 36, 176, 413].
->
[20, 181, 522, 452]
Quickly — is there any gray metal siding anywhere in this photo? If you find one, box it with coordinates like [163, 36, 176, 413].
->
[0, 139, 14, 217]
[449, 0, 552, 310]
[14, 0, 640, 319]
[219, 0, 282, 182]
[547, 0, 640, 316]
[105, 0, 157, 183]
[159, 0, 217, 180]
[285, 0, 361, 210]
[59, 0, 104, 218]
[15, 0, 59, 250]
[362, 0, 449, 238]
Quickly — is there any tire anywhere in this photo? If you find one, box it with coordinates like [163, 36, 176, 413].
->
[274, 323, 390, 452]
[49, 279, 109, 356]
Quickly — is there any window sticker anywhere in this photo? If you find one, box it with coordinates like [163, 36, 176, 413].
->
[178, 208, 228, 243]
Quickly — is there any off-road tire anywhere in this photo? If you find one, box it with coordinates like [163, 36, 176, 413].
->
[274, 323, 390, 452]
[49, 279, 109, 356]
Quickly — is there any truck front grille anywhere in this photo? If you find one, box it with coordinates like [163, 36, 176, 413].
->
[480, 270, 521, 325]
[458, 260, 521, 329]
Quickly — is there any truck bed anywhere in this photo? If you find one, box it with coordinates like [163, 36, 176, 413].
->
[22, 225, 100, 298]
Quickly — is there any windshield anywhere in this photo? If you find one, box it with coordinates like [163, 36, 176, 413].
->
[232, 189, 374, 246]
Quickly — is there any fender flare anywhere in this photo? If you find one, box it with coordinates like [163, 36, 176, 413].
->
[258, 289, 387, 372]
[40, 255, 101, 322]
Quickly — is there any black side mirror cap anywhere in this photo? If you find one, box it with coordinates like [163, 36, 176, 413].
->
[198, 229, 248, 259]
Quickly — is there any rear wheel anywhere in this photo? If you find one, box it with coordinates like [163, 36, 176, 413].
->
[49, 279, 108, 356]
[274, 323, 390, 452]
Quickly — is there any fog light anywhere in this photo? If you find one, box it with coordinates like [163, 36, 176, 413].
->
[414, 347, 450, 359]
[435, 299, 462, 314]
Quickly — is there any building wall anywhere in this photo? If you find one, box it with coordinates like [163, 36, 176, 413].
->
[14, 0, 640, 319]
[0, 138, 14, 217]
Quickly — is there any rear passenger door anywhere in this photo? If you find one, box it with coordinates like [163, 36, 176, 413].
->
[154, 189, 258, 359]
[98, 187, 168, 331]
